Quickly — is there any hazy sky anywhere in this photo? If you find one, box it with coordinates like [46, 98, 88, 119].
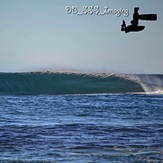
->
[0, 0, 162, 73]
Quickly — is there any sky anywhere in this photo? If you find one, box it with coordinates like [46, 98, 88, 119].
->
[0, 0, 162, 74]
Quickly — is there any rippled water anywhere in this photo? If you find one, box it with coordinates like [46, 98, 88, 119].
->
[0, 94, 163, 162]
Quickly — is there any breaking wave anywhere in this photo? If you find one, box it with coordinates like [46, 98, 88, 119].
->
[0, 72, 162, 95]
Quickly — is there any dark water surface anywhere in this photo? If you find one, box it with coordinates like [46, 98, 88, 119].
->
[0, 94, 163, 163]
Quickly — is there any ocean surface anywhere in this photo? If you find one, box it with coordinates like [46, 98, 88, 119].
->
[0, 72, 163, 163]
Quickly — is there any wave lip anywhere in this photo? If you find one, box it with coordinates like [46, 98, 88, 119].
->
[0, 72, 158, 95]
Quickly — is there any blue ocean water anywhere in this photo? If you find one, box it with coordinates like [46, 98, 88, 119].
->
[0, 72, 163, 162]
[0, 94, 163, 163]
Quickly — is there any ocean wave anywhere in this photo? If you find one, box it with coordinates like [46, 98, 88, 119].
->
[0, 72, 162, 95]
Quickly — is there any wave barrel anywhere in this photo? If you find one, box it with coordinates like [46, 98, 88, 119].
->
[139, 14, 157, 21]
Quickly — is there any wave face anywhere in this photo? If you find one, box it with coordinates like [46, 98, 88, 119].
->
[1, 72, 162, 95]
[0, 72, 147, 95]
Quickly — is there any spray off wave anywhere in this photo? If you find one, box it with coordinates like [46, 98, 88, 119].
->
[128, 74, 163, 94]
[0, 72, 162, 95]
